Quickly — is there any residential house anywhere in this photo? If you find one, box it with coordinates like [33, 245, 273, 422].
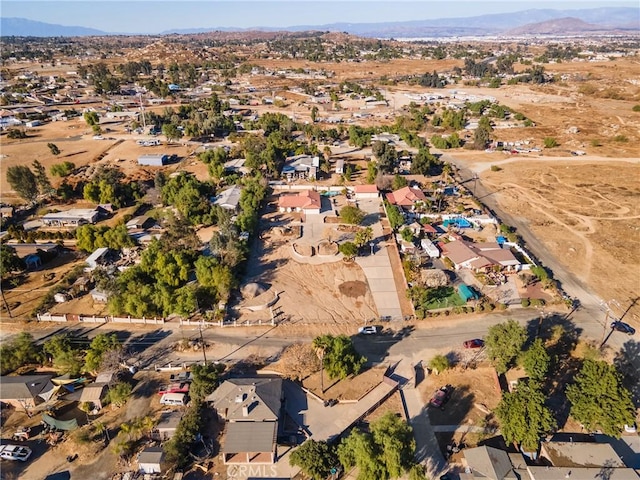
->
[0, 375, 56, 410]
[42, 209, 99, 227]
[153, 411, 182, 440]
[440, 240, 520, 272]
[282, 155, 319, 181]
[278, 190, 322, 215]
[352, 185, 379, 200]
[213, 185, 242, 211]
[460, 446, 520, 480]
[385, 186, 427, 209]
[137, 447, 164, 474]
[125, 216, 155, 230]
[540, 442, 626, 469]
[371, 133, 400, 144]
[224, 158, 250, 176]
[206, 377, 283, 464]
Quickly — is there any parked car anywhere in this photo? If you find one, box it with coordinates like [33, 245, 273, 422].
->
[358, 326, 378, 335]
[169, 372, 192, 383]
[624, 423, 637, 433]
[463, 339, 484, 349]
[323, 398, 338, 407]
[0, 444, 32, 462]
[429, 385, 453, 410]
[158, 382, 190, 395]
[610, 321, 635, 335]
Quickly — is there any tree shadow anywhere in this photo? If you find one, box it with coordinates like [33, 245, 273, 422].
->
[614, 338, 640, 407]
[351, 325, 415, 365]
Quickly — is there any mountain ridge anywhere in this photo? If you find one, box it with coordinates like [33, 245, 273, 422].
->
[1, 7, 638, 38]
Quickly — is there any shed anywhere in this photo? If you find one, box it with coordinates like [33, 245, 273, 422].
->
[352, 185, 379, 200]
[85, 247, 110, 271]
[90, 289, 109, 303]
[79, 383, 108, 410]
[137, 447, 165, 474]
[138, 154, 168, 166]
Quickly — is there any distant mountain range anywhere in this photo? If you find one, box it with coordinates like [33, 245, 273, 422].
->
[0, 17, 107, 37]
[1, 7, 639, 38]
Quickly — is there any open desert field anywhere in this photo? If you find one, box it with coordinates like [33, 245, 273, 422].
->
[481, 159, 640, 321]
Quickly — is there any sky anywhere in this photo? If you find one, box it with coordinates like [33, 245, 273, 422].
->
[2, 0, 637, 34]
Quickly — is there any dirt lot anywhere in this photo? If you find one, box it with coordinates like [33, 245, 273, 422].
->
[302, 365, 387, 401]
[480, 160, 640, 321]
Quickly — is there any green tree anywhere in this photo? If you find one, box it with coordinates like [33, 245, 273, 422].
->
[566, 359, 635, 437]
[429, 354, 450, 375]
[0, 244, 25, 278]
[400, 227, 414, 243]
[392, 174, 408, 190]
[47, 143, 61, 155]
[495, 379, 555, 451]
[43, 334, 83, 376]
[290, 440, 336, 480]
[313, 335, 365, 380]
[0, 332, 41, 375]
[84, 333, 121, 373]
[521, 338, 550, 382]
[338, 412, 415, 480]
[310, 106, 319, 123]
[339, 205, 365, 225]
[485, 319, 527, 374]
[84, 111, 99, 126]
[354, 226, 373, 249]
[189, 363, 225, 403]
[384, 201, 405, 231]
[106, 382, 132, 407]
[162, 123, 183, 143]
[339, 241, 358, 260]
[50, 161, 75, 177]
[6, 165, 38, 202]
[165, 402, 205, 469]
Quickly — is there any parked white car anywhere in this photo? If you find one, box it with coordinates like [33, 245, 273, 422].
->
[0, 444, 32, 462]
[358, 326, 378, 335]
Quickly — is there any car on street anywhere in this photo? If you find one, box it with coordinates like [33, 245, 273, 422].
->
[358, 326, 378, 335]
[429, 385, 453, 410]
[0, 444, 32, 462]
[610, 321, 635, 335]
[463, 339, 484, 349]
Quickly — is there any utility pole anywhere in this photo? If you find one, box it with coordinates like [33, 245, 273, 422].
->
[320, 350, 325, 394]
[1, 288, 13, 318]
[199, 322, 207, 364]
[473, 173, 479, 197]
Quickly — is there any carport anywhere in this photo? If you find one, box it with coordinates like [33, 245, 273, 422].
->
[222, 422, 277, 464]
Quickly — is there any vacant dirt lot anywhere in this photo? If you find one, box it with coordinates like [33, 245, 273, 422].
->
[480, 160, 640, 321]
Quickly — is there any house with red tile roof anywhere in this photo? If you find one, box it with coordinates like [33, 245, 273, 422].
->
[352, 185, 379, 199]
[385, 186, 427, 208]
[278, 190, 322, 214]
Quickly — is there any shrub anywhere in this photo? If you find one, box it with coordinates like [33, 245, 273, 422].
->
[490, 165, 502, 172]
[521, 298, 531, 307]
[613, 134, 628, 143]
[590, 139, 602, 147]
[543, 137, 558, 148]
[633, 105, 640, 112]
[429, 354, 451, 374]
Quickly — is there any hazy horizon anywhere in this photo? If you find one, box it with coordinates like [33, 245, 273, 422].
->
[2, 1, 638, 34]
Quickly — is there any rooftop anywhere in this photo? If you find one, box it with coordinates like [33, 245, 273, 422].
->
[221, 421, 277, 455]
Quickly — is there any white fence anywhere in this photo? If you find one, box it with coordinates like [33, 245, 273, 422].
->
[36, 313, 68, 322]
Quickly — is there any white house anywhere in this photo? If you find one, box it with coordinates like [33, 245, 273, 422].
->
[85, 247, 110, 271]
[42, 209, 99, 227]
[352, 185, 379, 200]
